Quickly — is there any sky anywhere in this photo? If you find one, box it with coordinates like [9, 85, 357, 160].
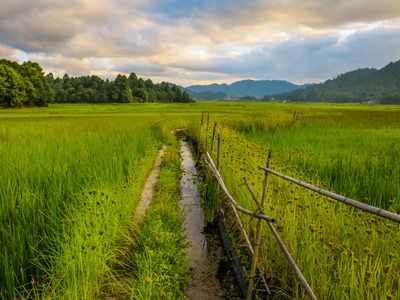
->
[0, 0, 399, 85]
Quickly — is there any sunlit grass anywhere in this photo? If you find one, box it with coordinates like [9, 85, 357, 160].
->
[1, 102, 399, 299]
[130, 145, 188, 299]
[192, 110, 400, 299]
[0, 116, 162, 298]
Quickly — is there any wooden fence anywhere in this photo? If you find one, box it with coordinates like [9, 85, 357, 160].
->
[198, 112, 400, 300]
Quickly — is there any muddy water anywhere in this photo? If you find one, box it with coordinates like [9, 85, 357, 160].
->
[134, 147, 165, 222]
[180, 141, 223, 299]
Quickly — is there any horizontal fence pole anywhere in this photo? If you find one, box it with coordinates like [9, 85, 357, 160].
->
[204, 152, 275, 223]
[259, 166, 400, 223]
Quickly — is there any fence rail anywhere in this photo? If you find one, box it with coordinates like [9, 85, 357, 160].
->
[205, 153, 275, 223]
[259, 166, 400, 223]
[197, 112, 400, 299]
[203, 151, 317, 300]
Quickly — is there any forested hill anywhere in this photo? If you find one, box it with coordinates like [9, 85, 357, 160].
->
[0, 59, 192, 107]
[186, 80, 301, 100]
[273, 59, 400, 103]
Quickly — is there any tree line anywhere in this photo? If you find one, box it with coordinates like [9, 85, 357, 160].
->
[0, 59, 193, 107]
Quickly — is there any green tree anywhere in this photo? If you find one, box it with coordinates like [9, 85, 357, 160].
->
[20, 61, 52, 106]
[0, 64, 27, 107]
[114, 75, 133, 103]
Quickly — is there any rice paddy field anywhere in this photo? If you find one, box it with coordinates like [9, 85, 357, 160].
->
[0, 102, 399, 299]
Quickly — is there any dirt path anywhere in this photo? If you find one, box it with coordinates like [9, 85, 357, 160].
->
[134, 146, 165, 222]
[180, 141, 223, 300]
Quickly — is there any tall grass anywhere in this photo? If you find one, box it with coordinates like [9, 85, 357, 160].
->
[130, 146, 188, 299]
[236, 122, 400, 211]
[192, 112, 400, 299]
[1, 102, 400, 299]
[0, 116, 162, 298]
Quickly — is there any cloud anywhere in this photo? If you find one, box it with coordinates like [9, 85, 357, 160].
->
[167, 24, 400, 83]
[165, 0, 400, 27]
[0, 0, 399, 84]
[0, 43, 16, 59]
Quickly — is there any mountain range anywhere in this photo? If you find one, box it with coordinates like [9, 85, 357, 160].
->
[185, 59, 400, 104]
[186, 80, 302, 100]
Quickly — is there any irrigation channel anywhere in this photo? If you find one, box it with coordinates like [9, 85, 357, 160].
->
[134, 140, 238, 299]
[180, 141, 224, 299]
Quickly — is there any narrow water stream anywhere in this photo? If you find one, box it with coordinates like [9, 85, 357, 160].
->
[180, 141, 223, 299]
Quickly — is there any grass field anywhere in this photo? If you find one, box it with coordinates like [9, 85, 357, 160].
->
[0, 102, 399, 299]
[130, 146, 188, 299]
[194, 104, 400, 299]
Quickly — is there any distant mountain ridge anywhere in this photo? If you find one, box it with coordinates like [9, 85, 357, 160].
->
[273, 59, 400, 103]
[186, 79, 302, 100]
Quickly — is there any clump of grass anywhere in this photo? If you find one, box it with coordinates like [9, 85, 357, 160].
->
[130, 145, 189, 299]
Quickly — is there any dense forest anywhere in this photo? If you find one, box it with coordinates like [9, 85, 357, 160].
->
[271, 59, 400, 104]
[0, 59, 192, 107]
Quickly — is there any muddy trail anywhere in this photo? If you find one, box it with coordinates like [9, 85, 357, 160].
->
[133, 147, 165, 222]
[128, 142, 238, 299]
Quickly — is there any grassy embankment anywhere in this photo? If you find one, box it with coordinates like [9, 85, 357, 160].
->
[130, 145, 188, 299]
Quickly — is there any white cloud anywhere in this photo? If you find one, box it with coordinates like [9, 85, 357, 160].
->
[0, 0, 399, 84]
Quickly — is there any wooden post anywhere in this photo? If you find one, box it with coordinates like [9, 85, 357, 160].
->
[246, 151, 272, 300]
[205, 113, 210, 153]
[210, 122, 217, 153]
[216, 134, 221, 170]
[199, 112, 204, 154]
[216, 133, 222, 212]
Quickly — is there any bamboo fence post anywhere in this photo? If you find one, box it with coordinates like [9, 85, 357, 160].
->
[205, 113, 210, 152]
[215, 133, 222, 213]
[204, 151, 316, 299]
[246, 151, 272, 300]
[243, 179, 272, 295]
[216, 134, 221, 170]
[210, 122, 217, 153]
[199, 112, 204, 155]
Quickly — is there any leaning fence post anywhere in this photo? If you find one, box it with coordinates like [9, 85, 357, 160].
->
[246, 150, 272, 300]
